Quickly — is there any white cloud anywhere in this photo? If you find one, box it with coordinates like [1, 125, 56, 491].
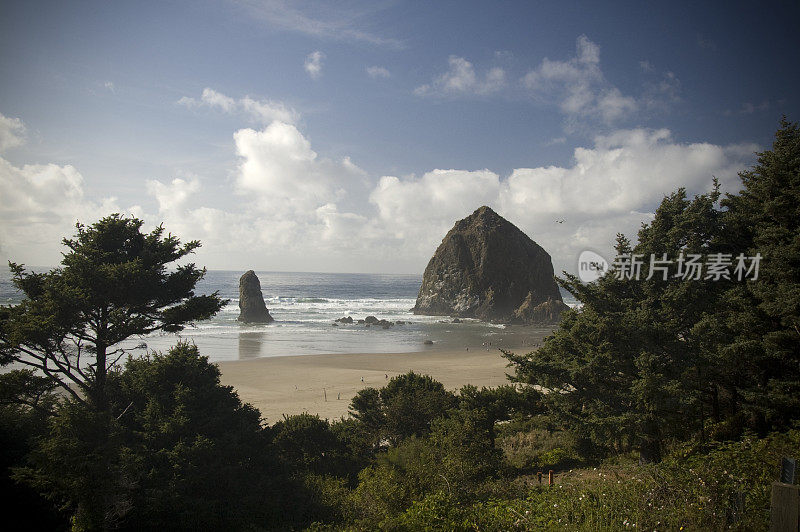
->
[522, 35, 678, 126]
[304, 51, 325, 79]
[178, 88, 298, 124]
[146, 175, 201, 214]
[234, 0, 403, 48]
[0, 112, 759, 275]
[104, 81, 115, 93]
[0, 157, 128, 265]
[0, 112, 26, 152]
[366, 65, 391, 79]
[415, 56, 506, 97]
[143, 122, 383, 269]
[368, 129, 757, 273]
[370, 169, 501, 240]
[233, 120, 359, 214]
[495, 129, 756, 271]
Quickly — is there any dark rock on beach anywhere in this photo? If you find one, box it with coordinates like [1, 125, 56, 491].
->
[237, 270, 274, 323]
[335, 316, 354, 324]
[512, 294, 570, 325]
[413, 206, 564, 325]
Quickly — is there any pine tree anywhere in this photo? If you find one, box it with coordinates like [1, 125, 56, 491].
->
[0, 215, 225, 411]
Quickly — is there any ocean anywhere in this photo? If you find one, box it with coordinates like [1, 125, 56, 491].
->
[0, 268, 578, 362]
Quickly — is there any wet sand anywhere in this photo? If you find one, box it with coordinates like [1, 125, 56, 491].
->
[218, 346, 529, 423]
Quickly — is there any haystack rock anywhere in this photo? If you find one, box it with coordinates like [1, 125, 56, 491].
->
[413, 206, 569, 324]
[237, 270, 274, 323]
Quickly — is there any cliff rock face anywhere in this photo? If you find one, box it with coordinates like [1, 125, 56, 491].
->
[511, 294, 570, 325]
[237, 270, 274, 323]
[413, 206, 564, 324]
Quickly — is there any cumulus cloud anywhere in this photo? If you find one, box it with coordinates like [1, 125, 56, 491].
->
[233, 120, 369, 217]
[0, 110, 759, 274]
[0, 114, 139, 265]
[142, 122, 383, 268]
[366, 65, 391, 79]
[522, 35, 678, 126]
[304, 51, 325, 79]
[415, 56, 506, 97]
[500, 129, 756, 270]
[371, 170, 499, 236]
[0, 157, 128, 265]
[368, 129, 757, 273]
[178, 88, 298, 124]
[146, 175, 201, 214]
[0, 112, 26, 152]
[522, 35, 637, 123]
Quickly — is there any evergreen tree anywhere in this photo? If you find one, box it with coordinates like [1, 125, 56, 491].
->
[21, 343, 291, 530]
[506, 187, 728, 462]
[349, 371, 457, 447]
[0, 215, 225, 410]
[506, 119, 800, 459]
[713, 117, 800, 433]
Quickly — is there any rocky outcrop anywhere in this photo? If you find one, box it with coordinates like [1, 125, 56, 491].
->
[512, 294, 570, 325]
[413, 206, 564, 324]
[237, 270, 274, 323]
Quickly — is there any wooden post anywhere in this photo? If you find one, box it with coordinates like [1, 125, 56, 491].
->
[323, 388, 327, 402]
[770, 482, 799, 532]
[548, 470, 554, 486]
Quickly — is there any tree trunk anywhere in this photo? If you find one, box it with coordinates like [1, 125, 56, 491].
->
[639, 417, 662, 464]
[93, 341, 107, 411]
[711, 384, 720, 422]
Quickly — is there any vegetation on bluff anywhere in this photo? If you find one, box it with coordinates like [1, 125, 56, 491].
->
[0, 119, 798, 530]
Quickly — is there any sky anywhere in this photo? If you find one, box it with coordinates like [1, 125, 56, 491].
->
[1, 0, 798, 275]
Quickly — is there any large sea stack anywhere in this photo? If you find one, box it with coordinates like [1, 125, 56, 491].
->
[237, 270, 274, 323]
[413, 206, 569, 324]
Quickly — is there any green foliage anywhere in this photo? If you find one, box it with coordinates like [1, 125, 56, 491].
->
[271, 413, 350, 477]
[18, 343, 303, 530]
[349, 371, 457, 447]
[712, 117, 800, 432]
[505, 118, 800, 461]
[350, 404, 506, 525]
[0, 371, 66, 529]
[385, 429, 799, 531]
[498, 422, 581, 472]
[0, 215, 225, 409]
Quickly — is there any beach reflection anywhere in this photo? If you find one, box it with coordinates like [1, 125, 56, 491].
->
[238, 331, 265, 359]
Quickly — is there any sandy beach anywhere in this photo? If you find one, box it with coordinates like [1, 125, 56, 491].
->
[218, 346, 529, 423]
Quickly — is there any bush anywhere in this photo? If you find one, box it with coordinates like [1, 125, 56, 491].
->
[387, 429, 800, 530]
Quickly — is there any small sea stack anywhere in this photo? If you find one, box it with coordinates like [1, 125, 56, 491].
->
[413, 206, 569, 324]
[237, 270, 274, 323]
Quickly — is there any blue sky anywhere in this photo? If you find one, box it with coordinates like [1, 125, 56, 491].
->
[1, 0, 798, 273]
